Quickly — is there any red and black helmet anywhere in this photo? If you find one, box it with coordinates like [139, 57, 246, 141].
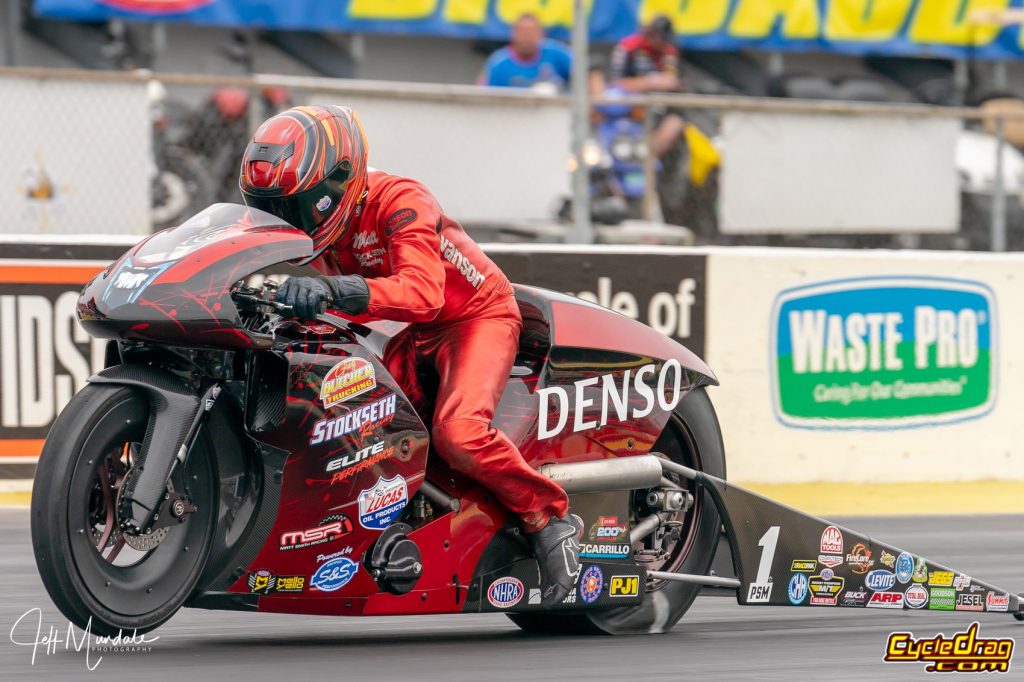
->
[239, 104, 368, 262]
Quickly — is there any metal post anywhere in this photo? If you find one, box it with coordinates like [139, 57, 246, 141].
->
[5, 0, 19, 67]
[992, 115, 1007, 252]
[642, 105, 657, 221]
[565, 0, 592, 244]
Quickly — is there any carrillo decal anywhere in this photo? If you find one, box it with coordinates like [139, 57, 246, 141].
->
[770, 276, 996, 430]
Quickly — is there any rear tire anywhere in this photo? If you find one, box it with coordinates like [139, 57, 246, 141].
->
[31, 384, 217, 636]
[509, 387, 725, 635]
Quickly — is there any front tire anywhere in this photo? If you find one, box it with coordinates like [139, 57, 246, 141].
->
[31, 384, 217, 636]
[509, 387, 725, 635]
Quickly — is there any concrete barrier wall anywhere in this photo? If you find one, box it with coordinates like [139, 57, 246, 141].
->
[3, 241, 1023, 484]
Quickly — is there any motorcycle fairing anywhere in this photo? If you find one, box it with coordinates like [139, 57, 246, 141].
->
[78, 204, 312, 350]
[698, 473, 1024, 617]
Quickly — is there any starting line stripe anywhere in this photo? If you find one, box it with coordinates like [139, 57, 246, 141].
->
[742, 481, 1024, 516]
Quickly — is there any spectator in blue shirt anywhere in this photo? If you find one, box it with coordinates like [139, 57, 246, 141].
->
[479, 14, 572, 92]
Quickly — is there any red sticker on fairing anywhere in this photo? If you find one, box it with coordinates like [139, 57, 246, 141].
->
[383, 208, 417, 235]
[99, 0, 213, 12]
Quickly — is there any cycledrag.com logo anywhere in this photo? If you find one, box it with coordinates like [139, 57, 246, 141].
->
[884, 622, 1014, 673]
[9, 607, 159, 671]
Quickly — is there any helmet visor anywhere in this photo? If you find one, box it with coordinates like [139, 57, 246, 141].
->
[243, 163, 353, 235]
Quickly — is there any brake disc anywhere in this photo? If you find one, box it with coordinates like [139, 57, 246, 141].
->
[124, 526, 170, 551]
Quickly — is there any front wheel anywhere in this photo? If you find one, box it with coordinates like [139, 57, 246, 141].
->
[509, 386, 725, 635]
[31, 384, 217, 636]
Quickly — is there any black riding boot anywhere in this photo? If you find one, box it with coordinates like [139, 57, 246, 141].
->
[527, 514, 582, 606]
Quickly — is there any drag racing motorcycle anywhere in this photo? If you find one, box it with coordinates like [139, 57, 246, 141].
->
[32, 204, 1024, 637]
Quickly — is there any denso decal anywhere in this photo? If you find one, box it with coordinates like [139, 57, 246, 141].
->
[865, 570, 897, 591]
[537, 360, 686, 440]
[580, 543, 631, 559]
[438, 234, 486, 289]
[357, 475, 408, 530]
[788, 573, 808, 605]
[905, 584, 929, 609]
[771, 277, 996, 430]
[310, 557, 359, 592]
[867, 591, 904, 609]
[320, 357, 376, 409]
[279, 514, 353, 551]
[310, 394, 397, 445]
[487, 577, 523, 608]
[819, 526, 843, 554]
[579, 565, 604, 604]
[895, 552, 914, 583]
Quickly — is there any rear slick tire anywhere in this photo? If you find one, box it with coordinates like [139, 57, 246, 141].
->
[31, 384, 217, 637]
[508, 387, 725, 635]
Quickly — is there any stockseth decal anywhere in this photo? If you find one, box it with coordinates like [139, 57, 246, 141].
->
[279, 514, 353, 551]
[310, 394, 397, 445]
[357, 475, 408, 530]
[579, 565, 604, 604]
[321, 357, 376, 408]
[310, 557, 359, 592]
[487, 577, 523, 608]
[771, 276, 996, 429]
[537, 360, 686, 440]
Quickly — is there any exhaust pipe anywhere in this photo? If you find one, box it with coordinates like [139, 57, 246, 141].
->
[540, 455, 664, 493]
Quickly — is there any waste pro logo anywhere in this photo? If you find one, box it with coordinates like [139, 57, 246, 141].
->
[770, 277, 996, 429]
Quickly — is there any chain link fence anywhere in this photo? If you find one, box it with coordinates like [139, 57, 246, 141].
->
[1, 66, 1023, 251]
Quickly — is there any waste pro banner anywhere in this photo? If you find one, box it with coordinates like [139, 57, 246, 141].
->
[32, 0, 1024, 61]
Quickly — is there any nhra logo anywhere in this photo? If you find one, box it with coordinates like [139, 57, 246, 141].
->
[310, 557, 359, 592]
[279, 514, 353, 551]
[487, 577, 523, 608]
[820, 526, 843, 554]
[98, 1, 213, 12]
[321, 357, 376, 409]
[357, 475, 408, 530]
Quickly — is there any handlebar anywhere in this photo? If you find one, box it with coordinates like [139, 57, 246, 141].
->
[231, 284, 335, 316]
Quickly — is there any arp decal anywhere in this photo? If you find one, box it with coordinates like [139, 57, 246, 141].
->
[279, 514, 353, 551]
[310, 394, 397, 445]
[487, 577, 523, 608]
[868, 591, 904, 609]
[320, 357, 376, 409]
[357, 475, 408, 530]
[537, 359, 687, 441]
[771, 276, 996, 430]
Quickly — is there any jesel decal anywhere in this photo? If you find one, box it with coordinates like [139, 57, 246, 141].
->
[537, 359, 686, 440]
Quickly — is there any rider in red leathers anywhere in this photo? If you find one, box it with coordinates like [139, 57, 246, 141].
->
[238, 105, 580, 605]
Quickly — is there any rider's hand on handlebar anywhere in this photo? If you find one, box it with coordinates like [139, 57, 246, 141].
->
[276, 276, 332, 319]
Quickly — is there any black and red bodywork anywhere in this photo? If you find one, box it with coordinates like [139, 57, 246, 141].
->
[77, 204, 716, 618]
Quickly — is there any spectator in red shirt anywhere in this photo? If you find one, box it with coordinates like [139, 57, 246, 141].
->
[609, 16, 686, 158]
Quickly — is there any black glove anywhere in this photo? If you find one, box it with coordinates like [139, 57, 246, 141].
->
[276, 276, 330, 320]
[277, 275, 370, 320]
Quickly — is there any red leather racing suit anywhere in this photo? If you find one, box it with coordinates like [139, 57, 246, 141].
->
[312, 169, 568, 532]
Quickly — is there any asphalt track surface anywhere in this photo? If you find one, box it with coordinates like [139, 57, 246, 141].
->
[2, 509, 1022, 681]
